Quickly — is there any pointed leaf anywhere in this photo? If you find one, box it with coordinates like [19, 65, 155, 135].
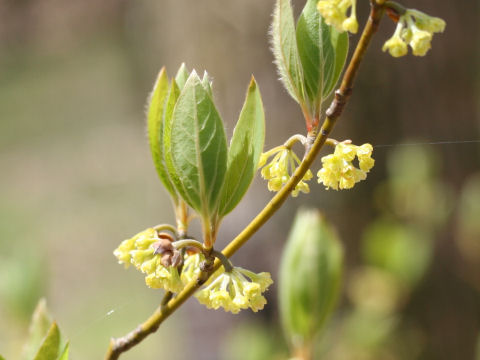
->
[296, 0, 348, 113]
[147, 68, 178, 201]
[271, 0, 305, 103]
[175, 63, 189, 90]
[162, 80, 181, 190]
[33, 322, 60, 360]
[58, 343, 69, 360]
[22, 298, 52, 360]
[218, 77, 265, 216]
[165, 71, 228, 217]
[324, 29, 348, 97]
[201, 71, 213, 97]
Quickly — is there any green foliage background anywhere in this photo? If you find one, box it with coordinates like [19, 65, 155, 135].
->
[0, 0, 479, 359]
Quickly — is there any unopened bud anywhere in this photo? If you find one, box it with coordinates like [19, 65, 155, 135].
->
[279, 209, 343, 350]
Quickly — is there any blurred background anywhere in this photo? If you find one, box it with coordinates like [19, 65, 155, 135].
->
[0, 0, 478, 359]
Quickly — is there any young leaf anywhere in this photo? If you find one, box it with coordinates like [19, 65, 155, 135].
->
[165, 71, 228, 218]
[201, 71, 213, 97]
[22, 298, 52, 360]
[296, 0, 348, 113]
[33, 322, 60, 360]
[323, 25, 348, 98]
[175, 63, 189, 90]
[271, 0, 305, 104]
[147, 68, 178, 201]
[162, 79, 180, 190]
[218, 77, 265, 216]
[58, 343, 69, 360]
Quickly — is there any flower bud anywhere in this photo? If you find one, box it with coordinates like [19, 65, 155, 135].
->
[279, 209, 343, 350]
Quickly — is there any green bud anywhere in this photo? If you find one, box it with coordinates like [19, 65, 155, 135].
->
[279, 208, 343, 351]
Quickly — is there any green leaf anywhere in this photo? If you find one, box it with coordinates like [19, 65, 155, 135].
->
[279, 209, 343, 345]
[147, 68, 178, 201]
[323, 28, 348, 98]
[271, 0, 305, 104]
[33, 322, 60, 360]
[22, 298, 52, 360]
[162, 79, 181, 189]
[0, 355, 6, 360]
[165, 71, 228, 218]
[58, 343, 69, 360]
[296, 0, 348, 114]
[218, 77, 265, 216]
[201, 71, 213, 97]
[175, 63, 189, 90]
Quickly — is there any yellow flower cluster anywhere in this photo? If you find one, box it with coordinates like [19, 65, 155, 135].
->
[196, 267, 273, 314]
[317, 141, 374, 190]
[113, 228, 184, 293]
[383, 9, 445, 57]
[317, 0, 358, 34]
[180, 253, 204, 285]
[259, 147, 313, 197]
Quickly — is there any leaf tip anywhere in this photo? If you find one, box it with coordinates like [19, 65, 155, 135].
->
[158, 66, 168, 81]
[249, 75, 257, 90]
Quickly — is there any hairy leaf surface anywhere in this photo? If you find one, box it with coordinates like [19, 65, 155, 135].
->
[296, 0, 348, 113]
[147, 68, 178, 200]
[271, 0, 305, 103]
[165, 71, 228, 218]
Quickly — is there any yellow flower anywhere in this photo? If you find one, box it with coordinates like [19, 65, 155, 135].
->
[382, 23, 408, 58]
[259, 147, 313, 197]
[317, 0, 358, 34]
[357, 143, 375, 171]
[113, 228, 184, 293]
[195, 267, 273, 314]
[317, 141, 374, 190]
[408, 9, 446, 34]
[342, 15, 358, 34]
[383, 8, 445, 58]
[409, 27, 433, 56]
[113, 228, 157, 268]
[180, 253, 205, 285]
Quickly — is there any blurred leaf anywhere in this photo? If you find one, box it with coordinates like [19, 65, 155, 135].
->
[218, 77, 265, 216]
[0, 355, 5, 360]
[0, 254, 46, 320]
[363, 219, 432, 287]
[22, 299, 52, 360]
[175, 63, 189, 90]
[271, 0, 305, 104]
[347, 267, 403, 315]
[147, 67, 178, 201]
[279, 209, 343, 349]
[457, 173, 480, 263]
[33, 322, 60, 360]
[343, 310, 398, 350]
[165, 71, 228, 218]
[58, 343, 69, 360]
[296, 0, 348, 113]
[222, 322, 285, 360]
[387, 144, 438, 182]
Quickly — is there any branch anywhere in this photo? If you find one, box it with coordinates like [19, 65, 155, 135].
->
[104, 3, 386, 358]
